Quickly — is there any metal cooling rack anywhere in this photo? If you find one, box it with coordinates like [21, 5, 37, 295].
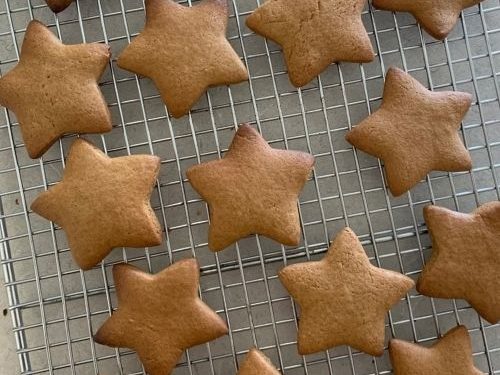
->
[0, 0, 500, 374]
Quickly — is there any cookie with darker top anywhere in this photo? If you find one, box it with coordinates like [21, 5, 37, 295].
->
[187, 124, 314, 251]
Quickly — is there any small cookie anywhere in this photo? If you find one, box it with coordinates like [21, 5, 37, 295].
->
[187, 124, 314, 251]
[345, 67, 472, 196]
[31, 139, 162, 270]
[417, 203, 500, 324]
[45, 0, 73, 12]
[94, 259, 228, 375]
[279, 227, 414, 356]
[117, 0, 248, 118]
[237, 349, 280, 375]
[389, 326, 483, 375]
[373, 0, 483, 40]
[246, 0, 374, 87]
[0, 20, 112, 158]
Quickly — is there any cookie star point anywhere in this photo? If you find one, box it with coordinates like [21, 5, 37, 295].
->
[417, 202, 500, 324]
[373, 0, 482, 40]
[246, 0, 374, 87]
[187, 124, 314, 251]
[31, 139, 162, 270]
[345, 67, 472, 196]
[94, 259, 228, 375]
[117, 0, 248, 118]
[0, 20, 112, 158]
[389, 325, 483, 375]
[279, 227, 414, 356]
[237, 348, 281, 375]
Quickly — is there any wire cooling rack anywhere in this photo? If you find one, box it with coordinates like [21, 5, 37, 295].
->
[1, 0, 500, 374]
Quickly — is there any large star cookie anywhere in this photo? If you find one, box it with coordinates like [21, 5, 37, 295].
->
[389, 326, 483, 375]
[94, 259, 228, 375]
[246, 0, 374, 87]
[345, 67, 472, 196]
[186, 124, 314, 251]
[237, 349, 281, 375]
[0, 20, 112, 158]
[117, 0, 248, 118]
[373, 0, 483, 40]
[31, 139, 162, 270]
[418, 202, 500, 324]
[45, 0, 73, 12]
[279, 227, 414, 356]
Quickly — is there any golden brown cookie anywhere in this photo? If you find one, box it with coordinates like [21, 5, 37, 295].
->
[186, 123, 314, 251]
[45, 0, 73, 12]
[246, 0, 374, 87]
[345, 67, 472, 197]
[389, 326, 483, 375]
[94, 259, 228, 375]
[237, 348, 280, 375]
[417, 202, 500, 324]
[373, 0, 483, 40]
[31, 139, 162, 270]
[117, 0, 248, 118]
[0, 20, 112, 159]
[279, 227, 414, 356]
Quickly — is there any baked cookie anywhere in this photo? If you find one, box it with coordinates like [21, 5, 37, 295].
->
[418, 203, 500, 324]
[45, 0, 73, 12]
[345, 67, 472, 196]
[0, 20, 112, 158]
[94, 259, 228, 375]
[373, 0, 483, 40]
[117, 0, 248, 118]
[279, 227, 414, 356]
[237, 349, 280, 375]
[31, 139, 162, 270]
[186, 123, 314, 251]
[246, 0, 374, 87]
[389, 326, 483, 375]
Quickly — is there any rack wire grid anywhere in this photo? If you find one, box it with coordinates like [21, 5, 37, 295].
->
[0, 0, 500, 374]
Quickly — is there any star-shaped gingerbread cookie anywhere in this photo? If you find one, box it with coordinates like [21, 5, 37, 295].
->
[345, 67, 472, 196]
[31, 139, 162, 270]
[94, 259, 228, 375]
[117, 0, 248, 118]
[373, 0, 483, 40]
[45, 0, 73, 12]
[279, 227, 414, 356]
[246, 0, 374, 87]
[417, 202, 500, 324]
[389, 325, 483, 375]
[0, 20, 112, 158]
[237, 349, 280, 375]
[186, 124, 314, 251]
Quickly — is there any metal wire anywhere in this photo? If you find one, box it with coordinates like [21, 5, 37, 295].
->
[0, 0, 500, 374]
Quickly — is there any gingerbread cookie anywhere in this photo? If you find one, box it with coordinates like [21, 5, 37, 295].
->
[186, 124, 314, 251]
[0, 20, 112, 159]
[45, 0, 73, 12]
[117, 0, 248, 118]
[389, 326, 483, 375]
[31, 139, 162, 270]
[246, 0, 374, 87]
[373, 0, 483, 40]
[237, 349, 280, 375]
[279, 227, 414, 356]
[345, 67, 472, 196]
[94, 259, 228, 375]
[417, 202, 500, 324]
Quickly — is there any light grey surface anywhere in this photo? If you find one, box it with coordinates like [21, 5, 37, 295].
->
[0, 274, 20, 375]
[0, 0, 500, 374]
